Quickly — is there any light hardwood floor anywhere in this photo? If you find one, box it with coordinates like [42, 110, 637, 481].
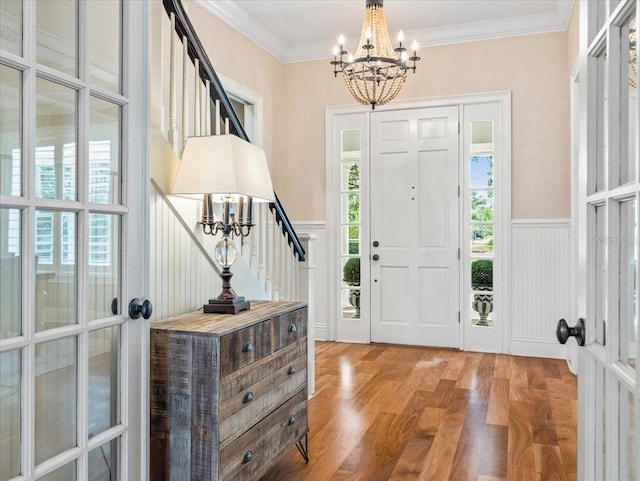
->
[260, 342, 577, 481]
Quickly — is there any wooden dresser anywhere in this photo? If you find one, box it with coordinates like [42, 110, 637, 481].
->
[150, 301, 309, 481]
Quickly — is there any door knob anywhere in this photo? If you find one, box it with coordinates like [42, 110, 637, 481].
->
[372, 254, 380, 261]
[373, 241, 379, 247]
[128, 298, 153, 320]
[556, 318, 585, 346]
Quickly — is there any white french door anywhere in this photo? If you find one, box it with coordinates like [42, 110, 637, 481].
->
[576, 1, 639, 480]
[370, 106, 460, 347]
[0, 1, 148, 480]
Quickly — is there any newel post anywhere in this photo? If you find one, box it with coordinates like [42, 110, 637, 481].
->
[297, 233, 317, 397]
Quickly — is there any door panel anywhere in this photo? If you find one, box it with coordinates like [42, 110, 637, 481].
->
[371, 106, 460, 347]
[576, 3, 639, 480]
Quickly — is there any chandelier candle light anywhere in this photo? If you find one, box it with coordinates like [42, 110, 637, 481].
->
[331, 0, 420, 109]
[172, 134, 275, 314]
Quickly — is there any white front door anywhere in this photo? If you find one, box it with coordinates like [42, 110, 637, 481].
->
[370, 106, 460, 347]
[575, 3, 638, 480]
[0, 1, 148, 479]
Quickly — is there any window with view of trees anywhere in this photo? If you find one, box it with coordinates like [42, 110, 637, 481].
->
[340, 130, 361, 320]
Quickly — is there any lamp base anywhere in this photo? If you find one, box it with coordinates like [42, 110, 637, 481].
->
[203, 296, 250, 314]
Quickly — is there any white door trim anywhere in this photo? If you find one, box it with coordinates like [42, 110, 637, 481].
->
[326, 91, 512, 350]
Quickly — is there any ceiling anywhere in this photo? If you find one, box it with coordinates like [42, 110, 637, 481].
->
[196, 0, 575, 63]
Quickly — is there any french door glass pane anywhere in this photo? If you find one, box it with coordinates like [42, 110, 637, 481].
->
[35, 210, 77, 332]
[595, 204, 606, 345]
[595, 52, 607, 193]
[89, 97, 121, 204]
[0, 65, 21, 197]
[0, 208, 21, 339]
[88, 214, 120, 321]
[39, 461, 77, 481]
[36, 78, 77, 201]
[0, 0, 22, 56]
[620, 387, 637, 480]
[89, 438, 120, 481]
[35, 337, 77, 464]
[0, 350, 21, 480]
[88, 0, 122, 93]
[89, 326, 120, 436]
[621, 15, 638, 185]
[36, 0, 77, 76]
[618, 199, 637, 368]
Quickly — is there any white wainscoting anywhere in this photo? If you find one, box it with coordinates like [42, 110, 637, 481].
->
[149, 183, 222, 321]
[293, 221, 329, 341]
[510, 220, 571, 359]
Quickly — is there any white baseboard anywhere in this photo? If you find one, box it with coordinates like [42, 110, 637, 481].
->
[510, 337, 567, 359]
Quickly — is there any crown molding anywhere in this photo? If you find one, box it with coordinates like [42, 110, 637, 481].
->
[196, 0, 575, 64]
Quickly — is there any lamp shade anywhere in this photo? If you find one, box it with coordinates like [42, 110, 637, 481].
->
[172, 135, 275, 202]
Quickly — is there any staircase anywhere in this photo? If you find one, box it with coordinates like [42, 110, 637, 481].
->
[148, 0, 313, 322]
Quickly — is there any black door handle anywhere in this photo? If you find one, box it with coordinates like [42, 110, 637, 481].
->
[556, 318, 585, 346]
[372, 254, 380, 261]
[128, 298, 153, 320]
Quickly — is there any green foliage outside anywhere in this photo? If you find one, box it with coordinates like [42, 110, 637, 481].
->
[348, 163, 360, 254]
[471, 259, 493, 290]
[343, 257, 360, 286]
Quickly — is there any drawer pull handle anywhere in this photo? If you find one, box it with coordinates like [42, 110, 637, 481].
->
[288, 415, 296, 426]
[242, 342, 254, 353]
[243, 392, 254, 404]
[288, 323, 297, 333]
[287, 366, 296, 376]
[242, 451, 253, 464]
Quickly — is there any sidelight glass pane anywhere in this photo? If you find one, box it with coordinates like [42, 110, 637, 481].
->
[88, 0, 122, 92]
[89, 326, 121, 436]
[341, 288, 360, 320]
[90, 97, 121, 204]
[35, 337, 77, 464]
[342, 225, 360, 256]
[342, 193, 360, 224]
[471, 190, 494, 222]
[618, 199, 637, 368]
[341, 162, 360, 191]
[35, 210, 77, 332]
[0, 350, 21, 480]
[36, 78, 77, 201]
[341, 129, 361, 160]
[470, 224, 494, 256]
[88, 214, 120, 321]
[89, 438, 120, 481]
[620, 15, 637, 185]
[39, 461, 77, 481]
[0, 0, 22, 56]
[594, 205, 606, 345]
[0, 208, 21, 339]
[36, 0, 77, 76]
[0, 65, 21, 197]
[470, 120, 493, 153]
[470, 155, 493, 188]
[469, 292, 494, 327]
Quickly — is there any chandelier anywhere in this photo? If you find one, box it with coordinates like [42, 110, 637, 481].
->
[331, 0, 420, 109]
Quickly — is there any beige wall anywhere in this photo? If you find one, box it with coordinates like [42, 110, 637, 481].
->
[178, 2, 577, 221]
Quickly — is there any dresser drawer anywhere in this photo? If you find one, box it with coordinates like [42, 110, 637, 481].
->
[272, 308, 307, 352]
[219, 388, 308, 481]
[220, 320, 271, 377]
[219, 341, 307, 443]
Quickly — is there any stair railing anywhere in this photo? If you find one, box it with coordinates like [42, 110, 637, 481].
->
[159, 0, 305, 301]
